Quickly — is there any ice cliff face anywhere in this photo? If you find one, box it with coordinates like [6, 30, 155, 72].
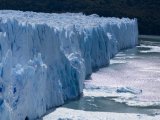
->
[0, 11, 138, 120]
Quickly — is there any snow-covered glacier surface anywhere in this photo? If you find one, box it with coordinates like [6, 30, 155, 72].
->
[0, 10, 138, 120]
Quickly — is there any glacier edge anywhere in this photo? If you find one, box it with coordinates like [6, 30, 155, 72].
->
[0, 10, 138, 120]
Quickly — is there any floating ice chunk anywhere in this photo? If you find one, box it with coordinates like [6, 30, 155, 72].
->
[116, 87, 142, 94]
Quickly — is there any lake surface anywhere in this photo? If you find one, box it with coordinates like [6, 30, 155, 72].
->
[63, 39, 160, 116]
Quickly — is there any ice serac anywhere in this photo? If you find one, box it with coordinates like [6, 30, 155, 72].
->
[0, 10, 138, 120]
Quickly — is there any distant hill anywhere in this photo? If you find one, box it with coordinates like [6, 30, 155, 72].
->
[0, 0, 160, 35]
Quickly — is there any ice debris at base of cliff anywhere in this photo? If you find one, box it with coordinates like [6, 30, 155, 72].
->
[43, 108, 160, 120]
[0, 10, 138, 120]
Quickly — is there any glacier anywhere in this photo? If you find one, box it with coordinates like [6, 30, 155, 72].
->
[0, 10, 138, 120]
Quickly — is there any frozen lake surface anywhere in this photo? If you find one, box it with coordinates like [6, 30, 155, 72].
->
[43, 40, 160, 120]
[84, 40, 160, 103]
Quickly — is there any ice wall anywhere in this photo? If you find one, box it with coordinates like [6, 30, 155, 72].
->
[0, 11, 138, 120]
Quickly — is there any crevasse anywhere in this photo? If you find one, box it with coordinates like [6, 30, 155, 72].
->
[0, 10, 138, 120]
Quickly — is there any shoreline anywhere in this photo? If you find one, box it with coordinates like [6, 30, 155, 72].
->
[139, 35, 160, 41]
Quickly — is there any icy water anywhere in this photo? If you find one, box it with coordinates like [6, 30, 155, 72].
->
[84, 40, 160, 102]
[43, 39, 160, 120]
[63, 96, 160, 116]
[62, 40, 160, 116]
